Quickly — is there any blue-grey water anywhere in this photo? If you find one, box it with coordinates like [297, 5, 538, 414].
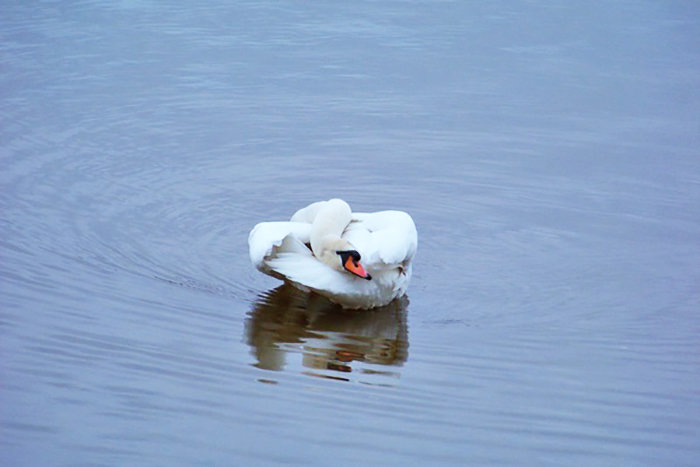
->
[2, 1, 699, 465]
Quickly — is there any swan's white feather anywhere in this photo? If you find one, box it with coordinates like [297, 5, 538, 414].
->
[248, 221, 312, 270]
[346, 211, 417, 267]
[248, 200, 417, 309]
[265, 251, 380, 305]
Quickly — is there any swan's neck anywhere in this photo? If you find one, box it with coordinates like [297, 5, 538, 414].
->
[310, 199, 353, 269]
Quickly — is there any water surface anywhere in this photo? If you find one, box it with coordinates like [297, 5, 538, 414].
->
[2, 1, 699, 465]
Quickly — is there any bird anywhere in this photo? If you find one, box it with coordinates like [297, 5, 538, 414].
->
[248, 198, 417, 309]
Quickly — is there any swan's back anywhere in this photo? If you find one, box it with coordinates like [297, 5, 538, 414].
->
[345, 210, 417, 267]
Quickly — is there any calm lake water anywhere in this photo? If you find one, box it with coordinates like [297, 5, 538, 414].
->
[2, 1, 699, 465]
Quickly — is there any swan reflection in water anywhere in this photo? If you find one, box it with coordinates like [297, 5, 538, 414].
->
[246, 284, 409, 384]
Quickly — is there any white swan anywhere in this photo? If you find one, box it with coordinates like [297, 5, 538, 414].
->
[248, 199, 417, 309]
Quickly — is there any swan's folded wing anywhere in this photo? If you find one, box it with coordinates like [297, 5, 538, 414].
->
[347, 211, 418, 266]
[266, 252, 339, 289]
[248, 221, 312, 270]
[265, 251, 376, 297]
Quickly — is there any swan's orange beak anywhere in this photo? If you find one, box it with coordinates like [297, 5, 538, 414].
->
[338, 250, 372, 280]
[343, 255, 371, 280]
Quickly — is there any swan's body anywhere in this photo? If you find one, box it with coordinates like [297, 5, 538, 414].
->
[249, 199, 417, 309]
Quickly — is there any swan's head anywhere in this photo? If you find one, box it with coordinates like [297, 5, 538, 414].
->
[336, 249, 372, 281]
[315, 236, 372, 280]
